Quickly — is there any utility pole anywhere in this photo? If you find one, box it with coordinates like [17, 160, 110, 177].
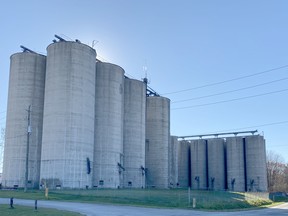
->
[24, 105, 31, 192]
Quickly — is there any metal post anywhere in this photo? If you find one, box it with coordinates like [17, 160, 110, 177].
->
[24, 105, 31, 192]
[10, 197, 14, 208]
[188, 187, 191, 206]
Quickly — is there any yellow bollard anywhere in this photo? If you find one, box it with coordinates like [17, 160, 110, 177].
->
[45, 187, 49, 198]
[192, 198, 196, 208]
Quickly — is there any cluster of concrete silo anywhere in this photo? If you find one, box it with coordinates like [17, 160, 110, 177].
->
[2, 37, 171, 189]
[175, 135, 268, 192]
[2, 36, 268, 192]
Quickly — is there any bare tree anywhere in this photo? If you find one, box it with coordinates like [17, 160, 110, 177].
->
[266, 150, 287, 192]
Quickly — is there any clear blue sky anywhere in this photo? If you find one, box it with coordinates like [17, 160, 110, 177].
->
[1, 0, 288, 164]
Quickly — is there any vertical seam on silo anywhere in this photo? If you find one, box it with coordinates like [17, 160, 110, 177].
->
[243, 137, 247, 192]
[205, 140, 208, 189]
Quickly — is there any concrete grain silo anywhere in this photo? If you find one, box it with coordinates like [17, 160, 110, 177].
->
[245, 135, 268, 192]
[190, 139, 207, 190]
[226, 137, 245, 192]
[145, 96, 170, 188]
[207, 138, 226, 190]
[123, 78, 146, 188]
[168, 136, 178, 188]
[177, 140, 190, 187]
[40, 41, 96, 189]
[93, 62, 124, 188]
[3, 51, 46, 188]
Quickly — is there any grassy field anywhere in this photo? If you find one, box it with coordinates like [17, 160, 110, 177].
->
[0, 188, 273, 210]
[0, 204, 82, 216]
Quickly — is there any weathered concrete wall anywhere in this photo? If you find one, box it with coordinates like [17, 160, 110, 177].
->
[168, 136, 179, 188]
[191, 139, 207, 190]
[178, 140, 190, 187]
[93, 62, 124, 188]
[123, 78, 146, 188]
[41, 41, 96, 189]
[207, 138, 226, 190]
[245, 135, 268, 192]
[3, 52, 46, 188]
[145, 96, 170, 188]
[226, 137, 245, 192]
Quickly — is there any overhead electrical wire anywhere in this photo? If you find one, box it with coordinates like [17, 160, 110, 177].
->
[205, 120, 288, 134]
[172, 88, 288, 110]
[172, 77, 288, 103]
[163, 64, 288, 95]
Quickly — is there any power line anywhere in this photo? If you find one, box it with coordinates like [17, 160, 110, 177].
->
[268, 145, 288, 147]
[163, 64, 288, 95]
[172, 88, 288, 110]
[172, 77, 288, 103]
[196, 120, 288, 135]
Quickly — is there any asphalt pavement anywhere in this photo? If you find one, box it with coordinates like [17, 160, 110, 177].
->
[0, 198, 287, 216]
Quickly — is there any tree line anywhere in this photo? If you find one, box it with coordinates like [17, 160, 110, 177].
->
[267, 150, 288, 192]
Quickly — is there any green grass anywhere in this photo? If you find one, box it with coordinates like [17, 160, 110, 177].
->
[0, 188, 273, 210]
[0, 204, 82, 216]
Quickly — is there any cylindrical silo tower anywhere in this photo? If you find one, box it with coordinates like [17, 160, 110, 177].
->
[177, 140, 191, 187]
[207, 138, 226, 190]
[123, 78, 146, 188]
[244, 135, 268, 192]
[93, 62, 124, 188]
[145, 96, 170, 188]
[226, 137, 245, 192]
[168, 136, 179, 188]
[40, 41, 96, 189]
[191, 139, 208, 190]
[2, 51, 46, 188]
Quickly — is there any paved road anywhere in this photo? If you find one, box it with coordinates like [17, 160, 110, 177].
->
[0, 198, 287, 216]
